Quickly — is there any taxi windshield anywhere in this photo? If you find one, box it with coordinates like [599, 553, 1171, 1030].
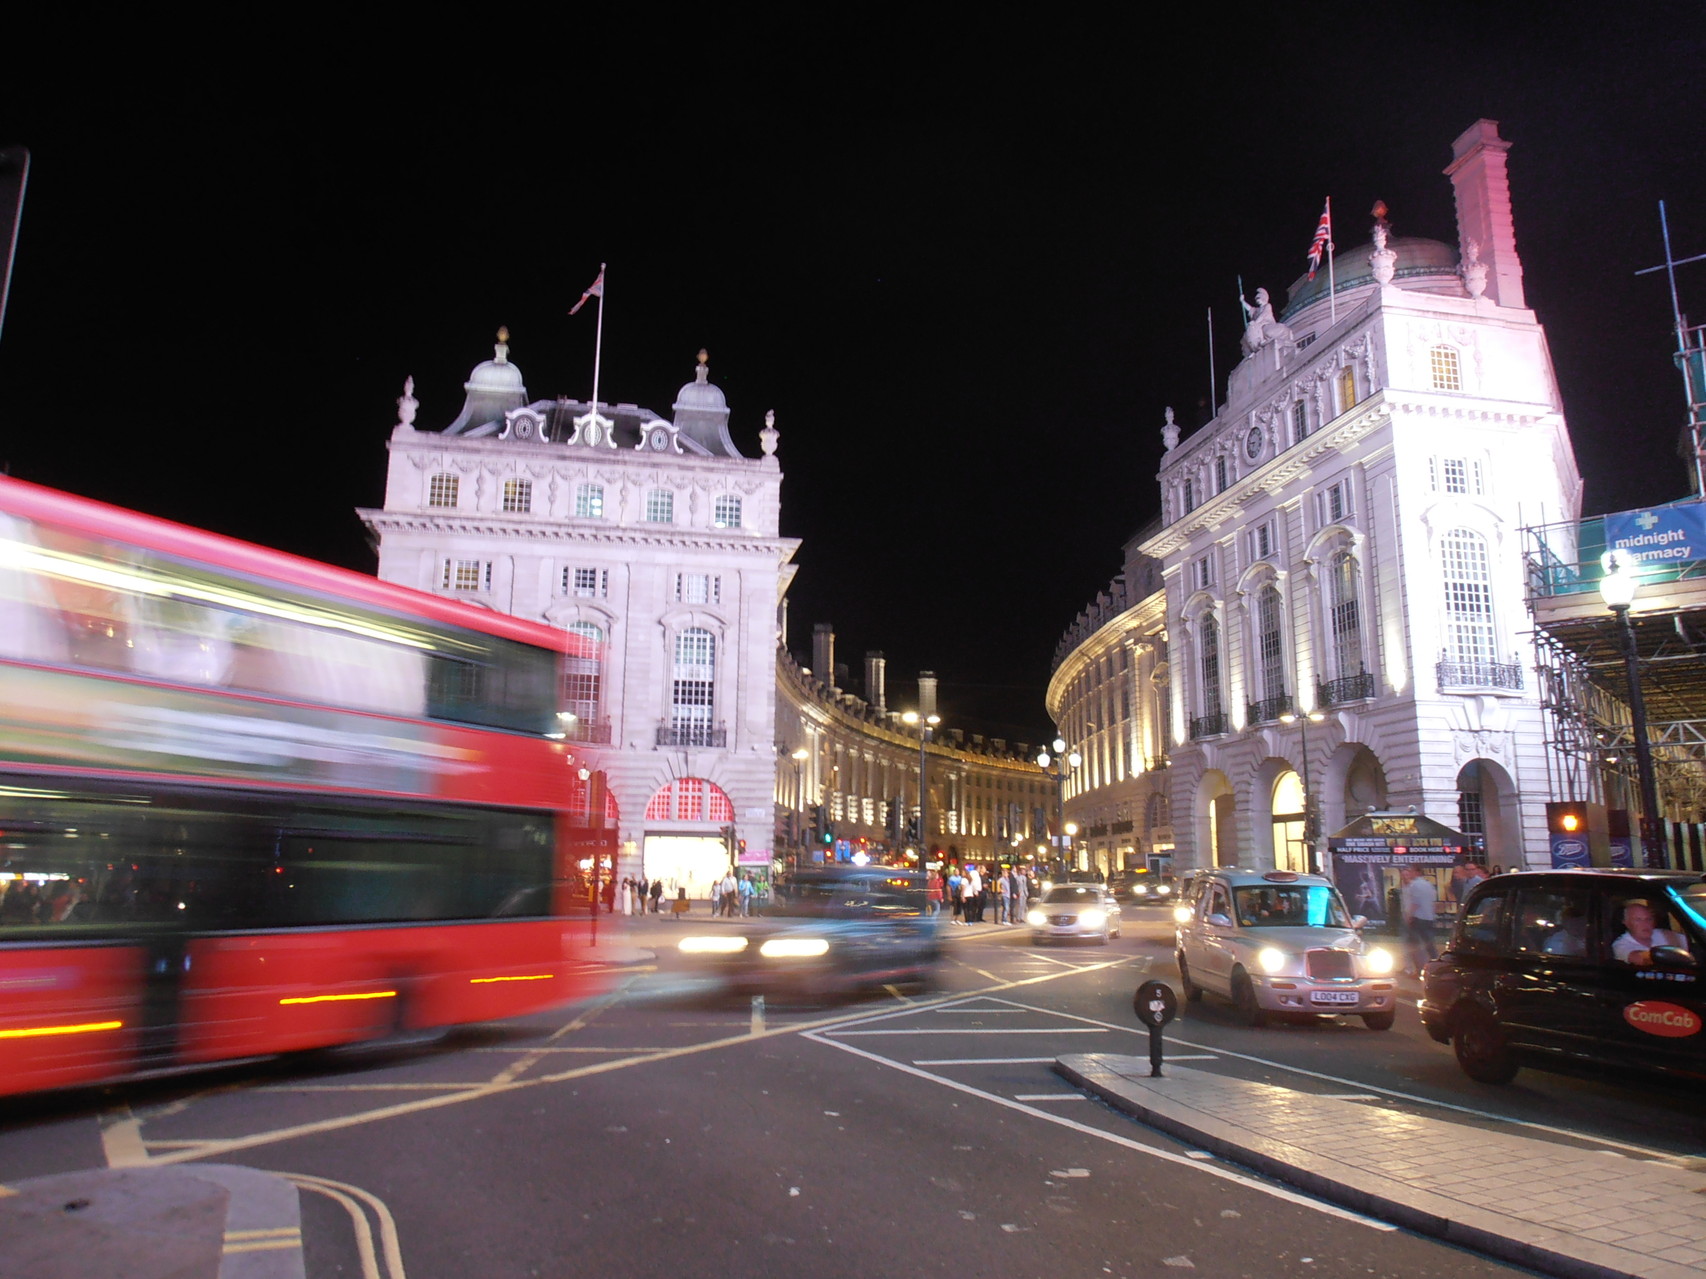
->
[1232, 884, 1350, 928]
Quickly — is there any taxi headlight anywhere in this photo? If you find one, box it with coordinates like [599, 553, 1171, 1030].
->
[678, 935, 748, 954]
[1026, 909, 1047, 927]
[1158, 885, 1171, 895]
[1256, 947, 1288, 974]
[1133, 885, 1149, 896]
[1362, 946, 1395, 975]
[759, 937, 830, 959]
[1080, 909, 1106, 929]
[1172, 905, 1194, 925]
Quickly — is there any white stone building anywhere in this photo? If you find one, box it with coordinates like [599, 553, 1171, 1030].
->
[1053, 120, 1580, 873]
[360, 338, 799, 895]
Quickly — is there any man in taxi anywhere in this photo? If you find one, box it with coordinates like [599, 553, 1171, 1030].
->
[1611, 899, 1691, 967]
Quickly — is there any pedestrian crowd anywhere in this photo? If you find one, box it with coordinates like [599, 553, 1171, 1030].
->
[935, 862, 1035, 926]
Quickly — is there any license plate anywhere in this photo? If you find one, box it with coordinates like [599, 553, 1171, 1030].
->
[1309, 990, 1359, 1005]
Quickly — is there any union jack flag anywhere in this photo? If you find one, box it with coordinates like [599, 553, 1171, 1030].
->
[569, 266, 605, 315]
[1306, 201, 1332, 280]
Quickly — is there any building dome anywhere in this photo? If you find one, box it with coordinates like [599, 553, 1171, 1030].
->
[671, 349, 741, 457]
[466, 326, 525, 391]
[444, 327, 530, 436]
[1281, 236, 1461, 321]
[675, 348, 727, 411]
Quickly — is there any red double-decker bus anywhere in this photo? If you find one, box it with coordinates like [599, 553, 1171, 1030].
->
[0, 475, 608, 1095]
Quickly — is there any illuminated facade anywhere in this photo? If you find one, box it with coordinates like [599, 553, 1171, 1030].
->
[360, 341, 799, 893]
[1054, 121, 1579, 872]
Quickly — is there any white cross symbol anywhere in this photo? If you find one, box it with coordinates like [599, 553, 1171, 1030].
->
[1637, 511, 1660, 530]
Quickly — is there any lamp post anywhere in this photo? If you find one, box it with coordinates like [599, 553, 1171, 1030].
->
[901, 711, 941, 870]
[790, 747, 809, 868]
[1036, 738, 1081, 879]
[1599, 552, 1664, 868]
[1278, 708, 1326, 874]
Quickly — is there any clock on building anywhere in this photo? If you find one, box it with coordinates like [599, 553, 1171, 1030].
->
[1245, 426, 1265, 461]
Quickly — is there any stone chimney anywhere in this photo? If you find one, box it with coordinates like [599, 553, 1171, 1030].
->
[864, 651, 887, 714]
[918, 671, 938, 721]
[1444, 119, 1526, 309]
[813, 624, 836, 691]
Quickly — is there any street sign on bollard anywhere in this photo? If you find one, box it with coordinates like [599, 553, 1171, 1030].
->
[1132, 979, 1179, 1077]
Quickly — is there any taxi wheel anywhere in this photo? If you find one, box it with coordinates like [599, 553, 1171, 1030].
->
[1230, 968, 1267, 1027]
[1453, 1005, 1518, 1084]
[1361, 1011, 1396, 1031]
[1177, 954, 1203, 1002]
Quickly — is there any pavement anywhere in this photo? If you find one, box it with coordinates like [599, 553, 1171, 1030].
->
[25, 912, 1696, 1279]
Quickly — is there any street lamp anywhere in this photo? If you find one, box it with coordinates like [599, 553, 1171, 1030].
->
[1036, 738, 1081, 877]
[1599, 551, 1664, 868]
[790, 747, 810, 865]
[1278, 709, 1326, 874]
[901, 711, 941, 869]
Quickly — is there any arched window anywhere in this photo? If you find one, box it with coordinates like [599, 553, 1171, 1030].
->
[1257, 583, 1286, 705]
[428, 474, 459, 508]
[1328, 550, 1364, 681]
[1429, 345, 1462, 391]
[1337, 365, 1357, 415]
[1441, 529, 1496, 664]
[562, 621, 604, 735]
[670, 628, 716, 744]
[644, 777, 735, 823]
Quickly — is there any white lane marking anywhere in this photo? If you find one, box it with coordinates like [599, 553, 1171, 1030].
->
[1154, 1054, 1219, 1062]
[1319, 1093, 1381, 1101]
[882, 984, 917, 1004]
[804, 1030, 1395, 1231]
[990, 995, 1696, 1164]
[929, 1008, 1029, 1014]
[913, 1057, 1056, 1065]
[1016, 1094, 1088, 1102]
[100, 1109, 148, 1168]
[829, 1027, 1108, 1037]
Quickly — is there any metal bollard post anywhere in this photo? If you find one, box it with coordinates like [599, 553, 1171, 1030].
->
[1132, 979, 1179, 1077]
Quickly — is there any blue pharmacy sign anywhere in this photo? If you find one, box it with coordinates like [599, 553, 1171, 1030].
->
[1549, 835, 1591, 869]
[1603, 501, 1706, 568]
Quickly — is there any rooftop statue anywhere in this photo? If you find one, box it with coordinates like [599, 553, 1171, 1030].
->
[1239, 287, 1294, 357]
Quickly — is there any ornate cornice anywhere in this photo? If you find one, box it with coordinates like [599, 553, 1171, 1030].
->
[357, 508, 800, 556]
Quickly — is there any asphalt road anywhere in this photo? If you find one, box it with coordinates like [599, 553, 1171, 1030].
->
[3, 912, 1701, 1278]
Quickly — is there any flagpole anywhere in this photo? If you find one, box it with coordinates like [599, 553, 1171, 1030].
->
[590, 261, 607, 415]
[1206, 307, 1216, 415]
[1326, 198, 1337, 326]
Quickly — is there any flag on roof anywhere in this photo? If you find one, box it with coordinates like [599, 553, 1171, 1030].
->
[569, 266, 605, 315]
[1307, 201, 1333, 280]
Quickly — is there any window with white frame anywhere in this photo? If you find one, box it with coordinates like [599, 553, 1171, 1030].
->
[1183, 478, 1196, 513]
[1291, 400, 1308, 445]
[563, 621, 604, 725]
[670, 628, 716, 741]
[1194, 553, 1214, 591]
[1322, 478, 1353, 524]
[575, 483, 604, 519]
[1215, 455, 1228, 493]
[675, 572, 721, 605]
[1435, 456, 1484, 496]
[502, 478, 532, 514]
[1430, 345, 1462, 391]
[1198, 614, 1223, 716]
[1337, 364, 1357, 415]
[1441, 529, 1496, 663]
[428, 474, 459, 508]
[1257, 583, 1286, 703]
[441, 558, 490, 592]
[1328, 550, 1364, 680]
[713, 494, 742, 528]
[644, 490, 675, 523]
[564, 567, 608, 598]
[1251, 521, 1273, 563]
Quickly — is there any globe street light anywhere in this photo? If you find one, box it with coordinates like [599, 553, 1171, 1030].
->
[1599, 551, 1664, 868]
[1036, 738, 1081, 878]
[901, 711, 941, 870]
[1278, 708, 1326, 874]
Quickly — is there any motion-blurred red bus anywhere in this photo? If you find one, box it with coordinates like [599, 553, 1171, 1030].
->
[0, 475, 608, 1095]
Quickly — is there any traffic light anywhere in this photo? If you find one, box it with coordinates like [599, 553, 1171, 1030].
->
[1546, 801, 1587, 836]
[1546, 800, 1606, 867]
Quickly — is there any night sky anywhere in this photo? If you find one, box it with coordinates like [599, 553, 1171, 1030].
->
[3, 11, 1704, 746]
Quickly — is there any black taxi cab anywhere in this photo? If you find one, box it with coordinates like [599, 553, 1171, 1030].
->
[1420, 869, 1704, 1084]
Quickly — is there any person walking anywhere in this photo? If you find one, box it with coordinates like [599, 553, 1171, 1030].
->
[1012, 866, 1029, 925]
[948, 865, 964, 923]
[964, 864, 983, 925]
[1399, 866, 1438, 975]
[738, 872, 755, 917]
[997, 868, 1014, 925]
[649, 878, 664, 914]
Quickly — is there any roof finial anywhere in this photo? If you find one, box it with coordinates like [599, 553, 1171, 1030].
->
[695, 349, 710, 384]
[1369, 202, 1397, 285]
[495, 327, 510, 363]
[761, 409, 779, 457]
[396, 375, 419, 429]
[1162, 406, 1180, 452]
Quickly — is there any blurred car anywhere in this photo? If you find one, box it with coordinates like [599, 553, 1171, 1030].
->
[1027, 883, 1122, 944]
[675, 867, 939, 999]
[1420, 868, 1704, 1084]
[1174, 868, 1398, 1029]
[1113, 872, 1178, 906]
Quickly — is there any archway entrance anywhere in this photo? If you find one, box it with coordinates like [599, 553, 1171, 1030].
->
[1269, 770, 1310, 873]
[642, 778, 736, 898]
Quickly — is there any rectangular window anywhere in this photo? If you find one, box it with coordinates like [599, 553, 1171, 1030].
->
[1292, 401, 1308, 445]
[1337, 365, 1357, 415]
[442, 559, 489, 592]
[676, 573, 720, 604]
[1253, 523, 1272, 561]
[645, 490, 675, 523]
[714, 494, 742, 528]
[1323, 479, 1352, 524]
[1443, 458, 1468, 494]
[1194, 555, 1213, 590]
[1430, 346, 1462, 391]
[1215, 455, 1228, 493]
[565, 567, 608, 598]
[502, 478, 532, 514]
[575, 484, 604, 519]
[1183, 479, 1196, 513]
[429, 474, 459, 508]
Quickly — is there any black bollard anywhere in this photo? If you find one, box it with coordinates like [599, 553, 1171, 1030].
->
[1132, 979, 1179, 1077]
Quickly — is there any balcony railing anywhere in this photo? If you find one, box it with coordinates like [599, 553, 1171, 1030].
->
[562, 719, 613, 744]
[1189, 711, 1228, 740]
[1246, 694, 1293, 726]
[1436, 659, 1524, 692]
[656, 723, 728, 748]
[1317, 669, 1375, 706]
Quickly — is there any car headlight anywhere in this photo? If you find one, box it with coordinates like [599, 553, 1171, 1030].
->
[1158, 886, 1171, 895]
[759, 937, 829, 958]
[1362, 946, 1395, 975]
[1080, 909, 1106, 929]
[1256, 947, 1288, 974]
[1026, 909, 1046, 926]
[1172, 905, 1194, 925]
[1133, 885, 1149, 896]
[678, 935, 748, 954]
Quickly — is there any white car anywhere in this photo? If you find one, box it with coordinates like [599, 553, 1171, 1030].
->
[1028, 884, 1122, 944]
[1174, 868, 1399, 1029]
